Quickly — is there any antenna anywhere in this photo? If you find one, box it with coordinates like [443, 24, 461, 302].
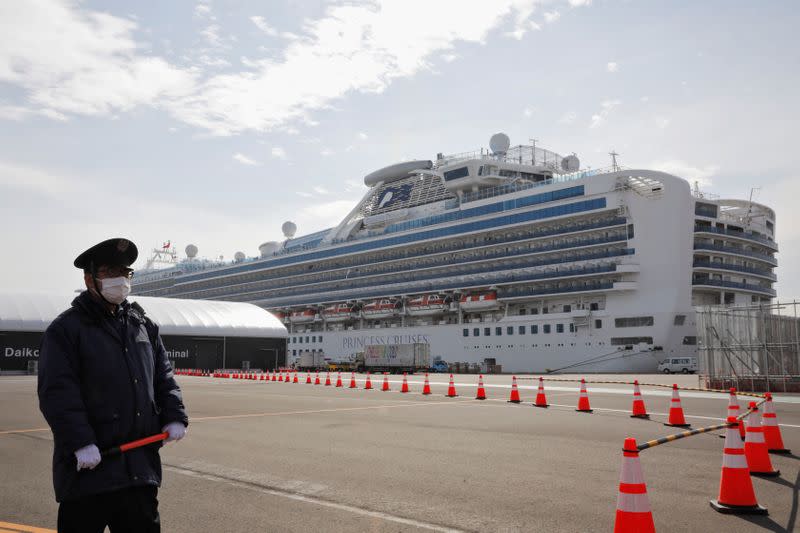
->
[745, 187, 761, 227]
[529, 138, 538, 165]
[609, 150, 620, 171]
[693, 180, 702, 198]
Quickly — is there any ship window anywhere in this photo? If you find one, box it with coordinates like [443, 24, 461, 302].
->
[682, 336, 697, 345]
[543, 324, 551, 334]
[531, 308, 539, 315]
[312, 336, 316, 342]
[590, 303, 599, 311]
[484, 327, 491, 336]
[674, 315, 686, 326]
[443, 166, 469, 181]
[628, 224, 635, 239]
[556, 324, 564, 333]
[695, 202, 718, 218]
[563, 305, 571, 313]
[519, 326, 526, 335]
[531, 325, 538, 334]
[496, 327, 502, 336]
[569, 323, 575, 333]
[292, 350, 296, 356]
[473, 328, 480, 337]
[615, 316, 654, 327]
[611, 337, 654, 345]
[463, 328, 469, 337]
[507, 326, 514, 335]
[305, 336, 310, 343]
[519, 308, 527, 316]
[542, 308, 549, 314]
[595, 319, 602, 329]
[292, 337, 296, 343]
[319, 336, 323, 342]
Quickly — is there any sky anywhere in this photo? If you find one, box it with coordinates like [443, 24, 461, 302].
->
[0, 0, 798, 297]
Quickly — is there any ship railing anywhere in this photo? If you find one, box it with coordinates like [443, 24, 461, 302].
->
[693, 225, 777, 248]
[692, 260, 776, 280]
[693, 243, 777, 264]
[691, 278, 776, 297]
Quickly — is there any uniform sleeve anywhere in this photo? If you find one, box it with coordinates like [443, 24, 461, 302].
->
[151, 324, 189, 427]
[37, 321, 97, 454]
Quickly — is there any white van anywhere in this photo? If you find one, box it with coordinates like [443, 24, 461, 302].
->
[657, 357, 697, 374]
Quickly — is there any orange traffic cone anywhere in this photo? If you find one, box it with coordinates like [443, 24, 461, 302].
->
[710, 416, 767, 515]
[763, 393, 790, 454]
[335, 372, 343, 387]
[508, 376, 521, 403]
[534, 377, 548, 408]
[349, 372, 357, 389]
[285, 371, 291, 383]
[744, 402, 780, 477]
[382, 373, 390, 391]
[613, 437, 655, 533]
[400, 372, 410, 393]
[293, 371, 299, 383]
[278, 371, 284, 382]
[324, 372, 332, 386]
[445, 374, 458, 397]
[576, 378, 592, 413]
[422, 373, 431, 395]
[314, 372, 321, 385]
[306, 373, 312, 384]
[664, 384, 690, 428]
[721, 388, 745, 440]
[364, 372, 373, 390]
[475, 375, 487, 400]
[630, 380, 649, 419]
[271, 370, 277, 382]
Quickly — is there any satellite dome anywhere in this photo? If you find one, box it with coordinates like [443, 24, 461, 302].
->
[258, 241, 280, 258]
[185, 244, 198, 258]
[282, 221, 297, 238]
[561, 154, 580, 172]
[489, 133, 511, 155]
[234, 251, 245, 262]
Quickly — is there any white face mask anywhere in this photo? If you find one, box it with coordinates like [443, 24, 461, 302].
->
[100, 276, 131, 304]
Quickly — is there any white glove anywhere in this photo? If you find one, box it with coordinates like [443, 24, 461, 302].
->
[162, 422, 187, 443]
[75, 444, 101, 471]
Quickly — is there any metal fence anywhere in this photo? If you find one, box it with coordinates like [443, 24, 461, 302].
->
[696, 301, 800, 392]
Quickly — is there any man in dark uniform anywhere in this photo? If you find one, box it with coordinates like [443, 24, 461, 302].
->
[38, 238, 189, 533]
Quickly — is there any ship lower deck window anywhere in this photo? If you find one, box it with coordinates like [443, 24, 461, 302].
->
[507, 326, 514, 335]
[674, 315, 686, 326]
[443, 166, 469, 181]
[519, 325, 526, 335]
[531, 325, 538, 334]
[615, 316, 654, 327]
[682, 336, 697, 345]
[611, 337, 654, 345]
[569, 323, 575, 333]
[495, 327, 502, 336]
[563, 305, 571, 313]
[518, 309, 527, 316]
[463, 328, 469, 337]
[595, 319, 602, 329]
[531, 308, 539, 315]
[590, 303, 599, 311]
[556, 324, 564, 333]
[473, 328, 480, 336]
[484, 327, 491, 336]
[543, 324, 551, 334]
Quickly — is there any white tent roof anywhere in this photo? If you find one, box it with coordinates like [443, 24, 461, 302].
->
[0, 292, 287, 338]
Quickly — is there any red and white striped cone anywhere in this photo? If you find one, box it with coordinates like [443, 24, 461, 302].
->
[475, 375, 487, 400]
[763, 393, 790, 454]
[293, 371, 299, 383]
[446, 374, 457, 397]
[285, 371, 291, 383]
[663, 384, 690, 428]
[422, 373, 431, 395]
[314, 372, 321, 385]
[381, 373, 390, 391]
[349, 372, 357, 389]
[534, 377, 548, 408]
[335, 372, 343, 387]
[721, 388, 745, 439]
[508, 376, 521, 403]
[710, 416, 767, 515]
[278, 371, 284, 382]
[613, 437, 655, 533]
[630, 380, 649, 419]
[324, 372, 332, 386]
[400, 372, 410, 393]
[576, 378, 592, 413]
[364, 372, 373, 390]
[744, 402, 780, 477]
[306, 373, 312, 384]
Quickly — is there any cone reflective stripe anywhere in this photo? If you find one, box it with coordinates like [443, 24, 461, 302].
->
[382, 373, 390, 391]
[534, 377, 548, 408]
[314, 372, 321, 385]
[508, 376, 521, 403]
[630, 380, 649, 419]
[335, 372, 343, 387]
[613, 438, 655, 533]
[401, 373, 410, 393]
[763, 393, 790, 454]
[576, 378, 592, 413]
[422, 373, 431, 395]
[364, 372, 373, 390]
[721, 388, 745, 439]
[664, 384, 689, 428]
[744, 402, 780, 477]
[324, 372, 332, 386]
[710, 416, 767, 515]
[475, 375, 487, 400]
[349, 372, 357, 389]
[446, 374, 458, 397]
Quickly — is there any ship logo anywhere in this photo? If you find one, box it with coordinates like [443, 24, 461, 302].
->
[377, 184, 413, 209]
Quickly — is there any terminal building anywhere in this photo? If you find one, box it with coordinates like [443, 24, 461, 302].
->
[0, 292, 287, 374]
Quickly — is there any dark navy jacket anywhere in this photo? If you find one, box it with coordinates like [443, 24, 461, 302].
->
[38, 291, 188, 502]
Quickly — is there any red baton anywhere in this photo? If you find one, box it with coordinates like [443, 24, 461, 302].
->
[101, 432, 169, 458]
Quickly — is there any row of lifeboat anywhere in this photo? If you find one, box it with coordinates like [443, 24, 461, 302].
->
[271, 291, 498, 323]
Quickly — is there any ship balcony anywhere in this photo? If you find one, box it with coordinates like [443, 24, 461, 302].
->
[692, 243, 777, 266]
[497, 279, 636, 301]
[694, 226, 778, 251]
[691, 278, 776, 297]
[692, 260, 776, 281]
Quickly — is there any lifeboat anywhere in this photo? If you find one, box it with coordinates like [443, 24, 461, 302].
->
[271, 310, 287, 322]
[406, 294, 448, 316]
[459, 291, 499, 311]
[362, 299, 400, 319]
[322, 303, 356, 322]
[289, 309, 317, 323]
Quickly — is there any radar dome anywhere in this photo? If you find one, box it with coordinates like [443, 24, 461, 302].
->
[234, 251, 245, 262]
[185, 244, 198, 258]
[561, 154, 580, 172]
[282, 221, 297, 238]
[489, 133, 511, 155]
[258, 241, 280, 258]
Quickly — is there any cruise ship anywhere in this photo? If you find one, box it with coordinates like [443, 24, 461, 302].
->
[131, 134, 778, 373]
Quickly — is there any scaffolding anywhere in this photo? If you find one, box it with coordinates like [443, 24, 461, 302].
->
[696, 301, 800, 392]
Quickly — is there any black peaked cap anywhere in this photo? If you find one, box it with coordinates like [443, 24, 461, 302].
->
[73, 238, 138, 270]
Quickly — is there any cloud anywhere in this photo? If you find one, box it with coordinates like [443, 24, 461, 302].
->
[649, 160, 719, 187]
[589, 99, 621, 128]
[543, 11, 560, 23]
[194, 3, 212, 18]
[233, 152, 260, 165]
[0, 104, 67, 122]
[558, 111, 577, 125]
[0, 159, 70, 197]
[357, 131, 368, 140]
[312, 185, 330, 195]
[250, 16, 278, 37]
[523, 105, 536, 117]
[320, 147, 334, 156]
[297, 199, 356, 231]
[655, 116, 670, 129]
[440, 53, 459, 62]
[271, 147, 287, 159]
[568, 0, 592, 6]
[606, 61, 618, 73]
